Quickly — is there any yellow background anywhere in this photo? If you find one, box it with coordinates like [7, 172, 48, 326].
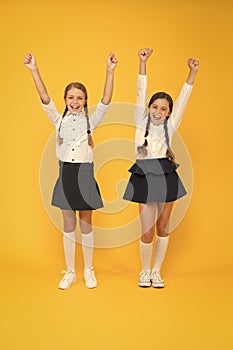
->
[1, 0, 233, 349]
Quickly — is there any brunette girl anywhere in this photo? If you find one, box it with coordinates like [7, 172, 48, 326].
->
[123, 48, 199, 288]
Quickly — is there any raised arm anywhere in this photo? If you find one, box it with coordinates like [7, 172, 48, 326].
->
[24, 52, 50, 105]
[134, 48, 153, 124]
[101, 53, 118, 105]
[186, 57, 199, 85]
[170, 57, 199, 129]
[138, 48, 153, 75]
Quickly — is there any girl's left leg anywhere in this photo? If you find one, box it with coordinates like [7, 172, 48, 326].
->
[138, 203, 157, 287]
[79, 210, 97, 288]
[151, 201, 174, 288]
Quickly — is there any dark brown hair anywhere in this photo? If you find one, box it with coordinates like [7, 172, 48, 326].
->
[137, 92, 175, 162]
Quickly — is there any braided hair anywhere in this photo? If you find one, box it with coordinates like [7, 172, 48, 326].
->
[84, 103, 94, 147]
[164, 117, 175, 163]
[137, 113, 151, 156]
[57, 82, 93, 147]
[137, 92, 175, 162]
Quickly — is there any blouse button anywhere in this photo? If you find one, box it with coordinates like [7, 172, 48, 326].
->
[73, 139, 75, 141]
[72, 159, 74, 161]
[72, 148, 74, 151]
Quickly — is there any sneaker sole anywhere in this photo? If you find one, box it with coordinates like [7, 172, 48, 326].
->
[58, 278, 77, 290]
[85, 284, 97, 289]
[151, 283, 165, 288]
[84, 278, 97, 289]
[138, 282, 151, 287]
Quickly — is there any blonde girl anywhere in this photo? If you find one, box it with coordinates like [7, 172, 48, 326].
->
[24, 52, 118, 289]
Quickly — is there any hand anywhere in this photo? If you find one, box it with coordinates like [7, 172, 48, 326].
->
[107, 52, 118, 71]
[138, 48, 153, 62]
[24, 52, 37, 70]
[187, 57, 199, 72]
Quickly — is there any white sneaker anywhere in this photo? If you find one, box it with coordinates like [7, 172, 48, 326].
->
[84, 267, 97, 289]
[58, 269, 76, 290]
[138, 270, 151, 287]
[151, 270, 165, 288]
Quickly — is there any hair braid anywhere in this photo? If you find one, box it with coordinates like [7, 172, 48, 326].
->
[164, 117, 175, 163]
[137, 113, 151, 156]
[57, 106, 68, 145]
[84, 104, 94, 147]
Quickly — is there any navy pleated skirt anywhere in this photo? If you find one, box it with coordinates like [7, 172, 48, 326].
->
[123, 158, 187, 203]
[52, 161, 103, 211]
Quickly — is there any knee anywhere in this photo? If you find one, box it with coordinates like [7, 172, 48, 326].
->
[79, 221, 92, 234]
[156, 220, 169, 237]
[64, 217, 76, 233]
[64, 222, 76, 233]
[79, 214, 92, 233]
[141, 227, 155, 243]
[62, 211, 76, 232]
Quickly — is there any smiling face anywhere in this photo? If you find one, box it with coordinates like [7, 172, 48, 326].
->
[149, 98, 171, 125]
[148, 92, 173, 126]
[64, 87, 86, 115]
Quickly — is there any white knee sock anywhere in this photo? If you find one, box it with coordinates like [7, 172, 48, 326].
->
[140, 240, 153, 272]
[152, 235, 169, 272]
[63, 231, 76, 271]
[81, 231, 94, 270]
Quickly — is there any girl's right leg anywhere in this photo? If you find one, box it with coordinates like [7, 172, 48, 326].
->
[58, 210, 77, 290]
[138, 203, 157, 287]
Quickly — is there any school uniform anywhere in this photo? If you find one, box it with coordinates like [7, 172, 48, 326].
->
[42, 99, 109, 210]
[123, 74, 193, 203]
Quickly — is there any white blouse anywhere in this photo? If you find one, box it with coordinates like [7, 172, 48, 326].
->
[135, 74, 193, 159]
[42, 99, 109, 163]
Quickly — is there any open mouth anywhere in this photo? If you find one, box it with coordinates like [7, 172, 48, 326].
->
[153, 114, 162, 121]
[71, 105, 80, 112]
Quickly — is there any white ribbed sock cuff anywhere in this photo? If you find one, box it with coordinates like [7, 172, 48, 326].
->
[140, 240, 153, 272]
[152, 235, 169, 272]
[63, 231, 76, 271]
[81, 231, 94, 270]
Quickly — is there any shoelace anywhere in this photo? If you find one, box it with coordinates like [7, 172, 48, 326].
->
[85, 267, 95, 281]
[61, 270, 74, 281]
[151, 270, 163, 282]
[140, 270, 151, 280]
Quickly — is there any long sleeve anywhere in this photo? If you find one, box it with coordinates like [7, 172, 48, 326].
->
[89, 100, 110, 131]
[134, 74, 148, 125]
[41, 99, 62, 127]
[169, 82, 193, 130]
